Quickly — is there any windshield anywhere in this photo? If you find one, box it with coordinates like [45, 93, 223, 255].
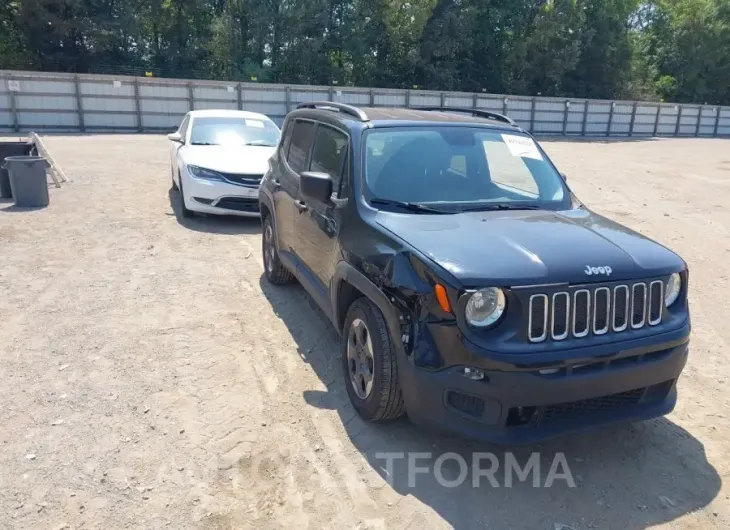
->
[363, 127, 567, 211]
[190, 117, 280, 147]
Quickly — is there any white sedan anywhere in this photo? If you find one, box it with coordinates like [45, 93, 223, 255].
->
[168, 110, 280, 217]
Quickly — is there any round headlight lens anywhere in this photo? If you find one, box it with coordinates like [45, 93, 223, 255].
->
[465, 288, 506, 328]
[665, 272, 681, 307]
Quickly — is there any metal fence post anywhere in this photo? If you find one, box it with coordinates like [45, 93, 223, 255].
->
[673, 105, 683, 136]
[653, 105, 661, 136]
[406, 90, 411, 108]
[713, 107, 721, 137]
[629, 101, 638, 137]
[133, 78, 142, 132]
[237, 83, 243, 110]
[6, 76, 20, 132]
[581, 101, 589, 136]
[530, 97, 537, 133]
[606, 102, 615, 137]
[369, 89, 375, 107]
[74, 75, 85, 132]
[562, 100, 569, 135]
[440, 92, 445, 107]
[695, 106, 702, 137]
[285, 86, 291, 114]
[188, 82, 195, 111]
[328, 85, 334, 101]
[502, 97, 508, 115]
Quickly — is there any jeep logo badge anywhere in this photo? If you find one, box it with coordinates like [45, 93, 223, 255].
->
[585, 265, 612, 276]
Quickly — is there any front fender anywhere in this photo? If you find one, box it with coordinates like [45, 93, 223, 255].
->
[331, 262, 408, 359]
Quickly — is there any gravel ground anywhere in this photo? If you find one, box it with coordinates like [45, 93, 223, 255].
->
[0, 134, 729, 529]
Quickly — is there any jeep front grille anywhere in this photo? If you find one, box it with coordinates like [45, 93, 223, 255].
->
[528, 280, 664, 343]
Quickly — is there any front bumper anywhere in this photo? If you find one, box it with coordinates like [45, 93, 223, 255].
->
[183, 172, 260, 217]
[399, 328, 689, 444]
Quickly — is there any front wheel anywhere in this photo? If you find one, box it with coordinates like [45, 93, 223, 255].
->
[342, 298, 405, 421]
[177, 172, 194, 218]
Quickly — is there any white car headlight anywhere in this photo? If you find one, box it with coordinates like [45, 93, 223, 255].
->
[465, 287, 506, 328]
[188, 165, 224, 181]
[665, 272, 681, 307]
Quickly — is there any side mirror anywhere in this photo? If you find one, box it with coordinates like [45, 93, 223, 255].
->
[168, 132, 183, 143]
[560, 172, 568, 181]
[300, 171, 333, 203]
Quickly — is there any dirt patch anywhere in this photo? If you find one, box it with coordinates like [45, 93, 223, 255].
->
[0, 134, 728, 529]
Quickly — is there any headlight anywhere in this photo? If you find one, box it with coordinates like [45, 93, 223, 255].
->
[465, 287, 506, 328]
[188, 165, 223, 181]
[665, 272, 681, 307]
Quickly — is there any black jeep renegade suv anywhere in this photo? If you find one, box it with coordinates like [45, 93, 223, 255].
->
[258, 102, 690, 444]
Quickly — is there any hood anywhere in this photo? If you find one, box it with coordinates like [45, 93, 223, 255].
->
[180, 145, 275, 175]
[375, 208, 684, 286]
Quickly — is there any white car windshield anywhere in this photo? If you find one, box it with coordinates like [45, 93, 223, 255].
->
[190, 117, 280, 147]
[364, 127, 568, 211]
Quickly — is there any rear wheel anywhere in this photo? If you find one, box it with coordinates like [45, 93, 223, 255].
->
[342, 298, 405, 421]
[262, 216, 294, 284]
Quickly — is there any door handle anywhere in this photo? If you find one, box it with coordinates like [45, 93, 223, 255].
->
[294, 200, 308, 213]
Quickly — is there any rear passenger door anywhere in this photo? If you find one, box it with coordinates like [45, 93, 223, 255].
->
[274, 118, 315, 259]
[293, 123, 349, 298]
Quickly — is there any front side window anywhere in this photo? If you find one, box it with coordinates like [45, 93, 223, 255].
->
[363, 127, 567, 211]
[287, 120, 315, 174]
[189, 117, 280, 147]
[309, 125, 348, 196]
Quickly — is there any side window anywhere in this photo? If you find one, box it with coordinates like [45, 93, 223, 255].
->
[309, 125, 349, 197]
[179, 116, 190, 140]
[279, 121, 294, 154]
[286, 120, 315, 174]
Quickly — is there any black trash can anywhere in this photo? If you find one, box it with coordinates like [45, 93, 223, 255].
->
[0, 142, 32, 198]
[2, 156, 51, 208]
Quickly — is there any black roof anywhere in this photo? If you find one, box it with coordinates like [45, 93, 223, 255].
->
[294, 102, 519, 129]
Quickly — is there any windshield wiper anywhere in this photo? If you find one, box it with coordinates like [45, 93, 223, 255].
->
[191, 142, 216, 146]
[369, 198, 451, 215]
[459, 203, 543, 213]
[245, 141, 277, 147]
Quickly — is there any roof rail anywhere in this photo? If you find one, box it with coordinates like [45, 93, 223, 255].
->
[415, 107, 516, 126]
[297, 101, 369, 121]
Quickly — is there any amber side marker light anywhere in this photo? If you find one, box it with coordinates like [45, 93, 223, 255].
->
[434, 284, 452, 313]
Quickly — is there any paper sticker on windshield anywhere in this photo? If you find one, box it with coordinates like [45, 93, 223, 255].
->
[245, 119, 265, 128]
[501, 134, 543, 160]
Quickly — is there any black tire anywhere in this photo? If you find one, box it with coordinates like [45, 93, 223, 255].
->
[171, 166, 178, 190]
[177, 172, 194, 218]
[262, 215, 294, 284]
[342, 297, 405, 421]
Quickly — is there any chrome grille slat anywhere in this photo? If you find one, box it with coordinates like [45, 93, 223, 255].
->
[612, 285, 629, 332]
[527, 280, 658, 343]
[572, 290, 591, 338]
[648, 280, 663, 325]
[551, 292, 570, 340]
[631, 283, 647, 329]
[592, 287, 611, 335]
[528, 294, 549, 343]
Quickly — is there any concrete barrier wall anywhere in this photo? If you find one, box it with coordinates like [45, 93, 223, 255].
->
[2, 70, 729, 137]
